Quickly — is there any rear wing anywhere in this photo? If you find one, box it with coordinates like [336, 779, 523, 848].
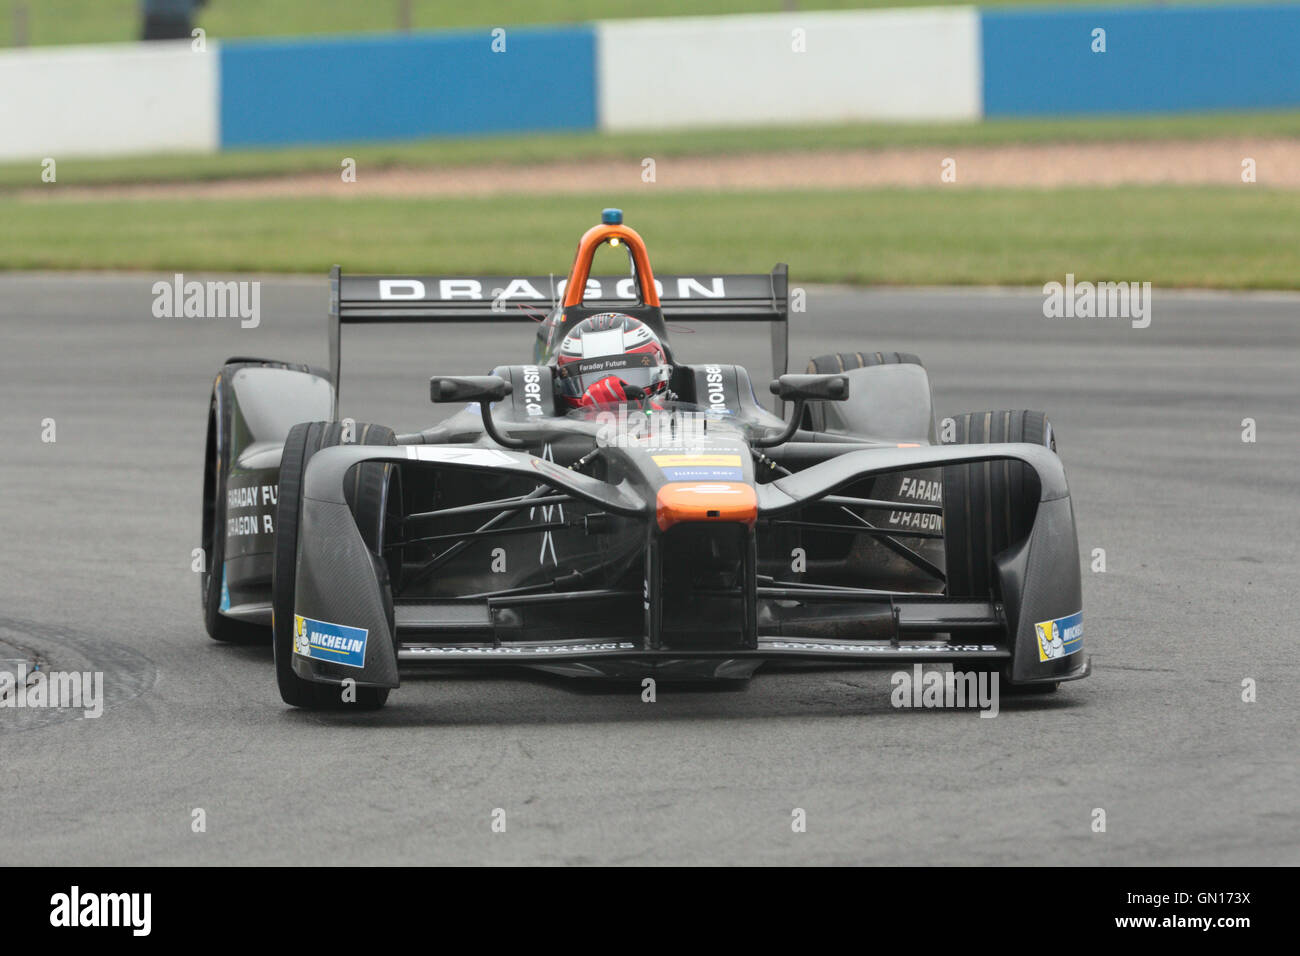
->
[328, 265, 789, 417]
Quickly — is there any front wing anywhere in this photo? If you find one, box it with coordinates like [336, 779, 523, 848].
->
[289, 442, 1086, 688]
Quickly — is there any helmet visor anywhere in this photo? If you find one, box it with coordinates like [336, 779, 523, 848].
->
[555, 355, 671, 401]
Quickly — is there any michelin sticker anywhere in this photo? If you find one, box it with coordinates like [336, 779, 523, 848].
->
[1035, 611, 1083, 662]
[293, 615, 368, 668]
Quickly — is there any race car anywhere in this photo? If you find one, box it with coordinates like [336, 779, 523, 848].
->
[200, 208, 1088, 709]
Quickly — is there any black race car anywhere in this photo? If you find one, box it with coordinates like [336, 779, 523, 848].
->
[200, 209, 1088, 709]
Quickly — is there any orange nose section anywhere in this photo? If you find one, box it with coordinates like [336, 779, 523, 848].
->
[656, 482, 758, 531]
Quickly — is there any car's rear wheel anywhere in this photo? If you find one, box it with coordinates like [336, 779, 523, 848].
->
[805, 350, 923, 374]
[942, 410, 1060, 694]
[272, 421, 398, 709]
[801, 351, 926, 434]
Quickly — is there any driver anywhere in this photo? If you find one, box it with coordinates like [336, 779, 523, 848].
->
[553, 313, 674, 408]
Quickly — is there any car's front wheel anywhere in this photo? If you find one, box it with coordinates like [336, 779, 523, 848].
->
[272, 421, 397, 709]
[942, 410, 1061, 694]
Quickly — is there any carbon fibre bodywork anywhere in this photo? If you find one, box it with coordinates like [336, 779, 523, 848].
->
[288, 409, 1085, 690]
[205, 359, 333, 625]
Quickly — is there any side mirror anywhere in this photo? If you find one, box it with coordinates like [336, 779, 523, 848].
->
[754, 374, 850, 448]
[429, 374, 526, 448]
[769, 373, 849, 403]
[430, 375, 512, 404]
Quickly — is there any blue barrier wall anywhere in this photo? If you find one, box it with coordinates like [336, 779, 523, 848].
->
[982, 4, 1300, 116]
[202, 6, 1300, 152]
[219, 26, 597, 148]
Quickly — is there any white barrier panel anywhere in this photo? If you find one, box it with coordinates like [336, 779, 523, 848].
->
[597, 9, 981, 130]
[0, 41, 217, 160]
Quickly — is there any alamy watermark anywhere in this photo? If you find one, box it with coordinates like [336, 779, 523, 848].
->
[1042, 274, 1151, 329]
[891, 665, 999, 718]
[0, 666, 103, 718]
[593, 405, 714, 448]
[50, 886, 150, 936]
[152, 273, 260, 328]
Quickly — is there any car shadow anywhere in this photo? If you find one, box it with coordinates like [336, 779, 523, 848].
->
[206, 636, 1086, 726]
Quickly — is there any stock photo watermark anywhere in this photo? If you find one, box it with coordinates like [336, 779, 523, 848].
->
[1042, 274, 1152, 328]
[49, 887, 150, 936]
[151, 274, 260, 328]
[891, 665, 999, 718]
[0, 666, 104, 718]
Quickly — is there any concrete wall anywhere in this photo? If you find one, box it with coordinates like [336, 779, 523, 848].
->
[2, 5, 1298, 159]
[0, 40, 216, 160]
[596, 9, 981, 130]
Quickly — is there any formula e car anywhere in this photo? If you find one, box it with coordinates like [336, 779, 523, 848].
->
[200, 208, 1088, 709]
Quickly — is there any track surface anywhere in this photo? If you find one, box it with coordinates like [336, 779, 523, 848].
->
[1, 274, 1296, 865]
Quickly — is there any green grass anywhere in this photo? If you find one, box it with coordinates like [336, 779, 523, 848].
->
[3, 112, 1298, 190]
[2, 1, 1267, 48]
[2, 187, 1294, 288]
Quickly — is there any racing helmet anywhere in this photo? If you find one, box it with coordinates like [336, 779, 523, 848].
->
[554, 312, 671, 406]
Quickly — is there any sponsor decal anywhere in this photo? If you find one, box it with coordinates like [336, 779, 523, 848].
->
[651, 454, 742, 467]
[379, 279, 427, 299]
[520, 365, 544, 416]
[887, 511, 942, 531]
[226, 483, 278, 509]
[703, 365, 731, 414]
[405, 642, 638, 656]
[226, 514, 273, 536]
[662, 466, 744, 481]
[376, 276, 728, 302]
[898, 476, 942, 503]
[1035, 610, 1083, 662]
[225, 482, 277, 537]
[665, 482, 746, 495]
[766, 641, 999, 654]
[556, 355, 635, 379]
[293, 615, 368, 668]
[219, 567, 230, 612]
[886, 475, 943, 530]
[653, 452, 744, 482]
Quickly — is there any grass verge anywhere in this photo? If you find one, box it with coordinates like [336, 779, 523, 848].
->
[2, 186, 1294, 289]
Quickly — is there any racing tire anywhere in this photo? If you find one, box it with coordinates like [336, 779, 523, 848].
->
[272, 421, 397, 710]
[943, 410, 1059, 694]
[805, 351, 923, 374]
[201, 390, 267, 644]
[801, 351, 926, 435]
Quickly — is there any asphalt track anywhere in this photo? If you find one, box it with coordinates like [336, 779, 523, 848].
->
[1, 274, 1296, 865]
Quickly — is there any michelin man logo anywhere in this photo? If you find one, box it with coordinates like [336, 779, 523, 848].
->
[1037, 620, 1064, 660]
[1034, 611, 1081, 662]
[294, 615, 311, 658]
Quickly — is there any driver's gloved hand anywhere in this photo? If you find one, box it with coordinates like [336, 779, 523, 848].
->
[579, 375, 633, 406]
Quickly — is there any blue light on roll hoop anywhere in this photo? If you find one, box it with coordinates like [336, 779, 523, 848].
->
[601, 208, 623, 225]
